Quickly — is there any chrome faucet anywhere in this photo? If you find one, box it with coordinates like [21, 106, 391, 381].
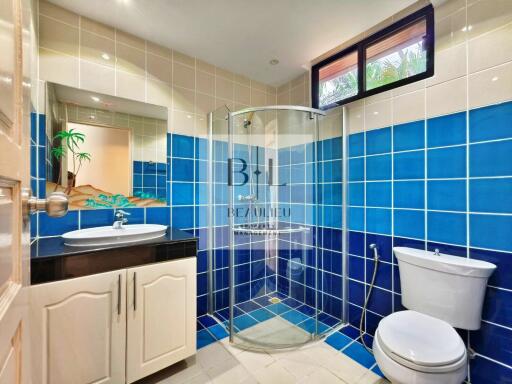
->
[113, 209, 130, 229]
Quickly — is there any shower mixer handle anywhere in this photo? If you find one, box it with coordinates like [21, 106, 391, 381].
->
[238, 194, 257, 202]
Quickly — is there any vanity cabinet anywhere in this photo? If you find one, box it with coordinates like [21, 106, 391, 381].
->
[30, 269, 127, 384]
[30, 257, 196, 384]
[126, 258, 196, 383]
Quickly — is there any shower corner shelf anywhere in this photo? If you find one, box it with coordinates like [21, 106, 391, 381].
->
[232, 225, 310, 235]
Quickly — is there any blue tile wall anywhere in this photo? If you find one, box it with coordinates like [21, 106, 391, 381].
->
[347, 100, 512, 380]
[132, 160, 167, 199]
[31, 101, 512, 378]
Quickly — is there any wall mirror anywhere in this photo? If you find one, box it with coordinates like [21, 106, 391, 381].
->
[45, 83, 168, 210]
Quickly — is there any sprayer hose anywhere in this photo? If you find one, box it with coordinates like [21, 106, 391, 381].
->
[359, 255, 379, 353]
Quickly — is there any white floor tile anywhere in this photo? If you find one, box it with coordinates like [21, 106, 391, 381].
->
[300, 341, 342, 366]
[356, 370, 389, 384]
[196, 343, 234, 371]
[236, 350, 275, 371]
[208, 359, 252, 384]
[252, 361, 297, 384]
[271, 350, 319, 379]
[182, 372, 212, 384]
[139, 335, 387, 384]
[321, 354, 369, 384]
[298, 367, 348, 384]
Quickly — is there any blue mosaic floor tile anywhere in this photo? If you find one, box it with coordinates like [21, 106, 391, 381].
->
[342, 341, 376, 369]
[198, 315, 217, 328]
[250, 308, 275, 322]
[340, 325, 360, 339]
[325, 332, 353, 350]
[371, 364, 385, 378]
[318, 312, 340, 327]
[296, 304, 316, 316]
[233, 314, 259, 331]
[215, 309, 229, 321]
[362, 333, 373, 348]
[282, 297, 303, 308]
[209, 324, 229, 340]
[197, 329, 216, 349]
[267, 302, 292, 315]
[297, 318, 329, 334]
[253, 295, 273, 307]
[281, 309, 310, 325]
[237, 300, 262, 313]
[197, 320, 204, 330]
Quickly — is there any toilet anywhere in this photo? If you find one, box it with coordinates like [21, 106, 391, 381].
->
[373, 247, 496, 384]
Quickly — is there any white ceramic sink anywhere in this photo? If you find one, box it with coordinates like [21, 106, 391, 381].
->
[62, 224, 167, 247]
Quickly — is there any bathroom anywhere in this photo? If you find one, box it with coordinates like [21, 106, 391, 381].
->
[0, 0, 510, 383]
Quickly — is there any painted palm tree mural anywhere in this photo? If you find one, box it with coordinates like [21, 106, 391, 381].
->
[50, 126, 160, 209]
[51, 128, 92, 194]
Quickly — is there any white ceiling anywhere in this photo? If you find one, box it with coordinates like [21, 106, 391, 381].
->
[53, 83, 168, 120]
[48, 0, 420, 86]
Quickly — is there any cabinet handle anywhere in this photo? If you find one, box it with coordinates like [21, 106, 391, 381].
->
[117, 274, 121, 315]
[133, 272, 137, 311]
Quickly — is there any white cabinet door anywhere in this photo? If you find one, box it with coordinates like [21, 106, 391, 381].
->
[126, 258, 196, 383]
[30, 270, 126, 384]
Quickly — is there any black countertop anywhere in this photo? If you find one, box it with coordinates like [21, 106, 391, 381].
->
[31, 227, 196, 259]
[31, 227, 197, 285]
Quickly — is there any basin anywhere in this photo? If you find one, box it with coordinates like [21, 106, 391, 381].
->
[62, 224, 167, 247]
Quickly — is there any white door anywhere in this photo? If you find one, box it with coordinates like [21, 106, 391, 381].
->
[0, 0, 33, 382]
[126, 258, 196, 383]
[29, 270, 126, 384]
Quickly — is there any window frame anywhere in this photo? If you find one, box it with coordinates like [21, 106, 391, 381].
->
[311, 4, 434, 110]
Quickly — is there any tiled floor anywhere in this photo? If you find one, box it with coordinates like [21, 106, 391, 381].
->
[138, 338, 386, 384]
[200, 294, 342, 345]
[138, 295, 388, 383]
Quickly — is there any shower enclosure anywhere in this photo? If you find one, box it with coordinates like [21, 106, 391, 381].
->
[207, 105, 346, 349]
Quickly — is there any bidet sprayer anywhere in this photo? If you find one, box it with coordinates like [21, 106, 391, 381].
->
[369, 243, 379, 261]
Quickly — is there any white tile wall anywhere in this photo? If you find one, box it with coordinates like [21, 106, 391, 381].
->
[37, 0, 277, 139]
[344, 0, 512, 126]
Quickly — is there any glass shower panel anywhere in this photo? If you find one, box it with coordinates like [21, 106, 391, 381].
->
[208, 106, 230, 318]
[208, 105, 346, 350]
[317, 107, 346, 326]
[228, 108, 324, 348]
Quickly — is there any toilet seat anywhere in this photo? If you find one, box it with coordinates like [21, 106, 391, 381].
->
[376, 310, 467, 373]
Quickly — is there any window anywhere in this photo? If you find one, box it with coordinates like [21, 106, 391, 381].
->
[312, 5, 434, 110]
[318, 51, 358, 108]
[365, 18, 428, 91]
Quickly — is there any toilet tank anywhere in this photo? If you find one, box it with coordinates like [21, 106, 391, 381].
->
[394, 247, 496, 330]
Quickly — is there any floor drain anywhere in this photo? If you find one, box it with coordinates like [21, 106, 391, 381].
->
[268, 297, 281, 304]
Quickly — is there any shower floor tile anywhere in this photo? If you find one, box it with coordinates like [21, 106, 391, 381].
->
[236, 317, 312, 348]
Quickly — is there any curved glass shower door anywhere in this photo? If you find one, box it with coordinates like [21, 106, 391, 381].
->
[227, 107, 324, 348]
[208, 105, 345, 349]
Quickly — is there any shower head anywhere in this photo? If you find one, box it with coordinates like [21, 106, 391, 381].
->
[243, 111, 255, 129]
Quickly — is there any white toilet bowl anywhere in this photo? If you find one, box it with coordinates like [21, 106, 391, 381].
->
[372, 310, 467, 384]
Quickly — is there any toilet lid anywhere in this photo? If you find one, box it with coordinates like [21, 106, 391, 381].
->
[378, 311, 466, 368]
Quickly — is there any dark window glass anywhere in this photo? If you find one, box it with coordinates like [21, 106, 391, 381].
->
[311, 5, 433, 110]
[365, 18, 427, 91]
[319, 51, 358, 108]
